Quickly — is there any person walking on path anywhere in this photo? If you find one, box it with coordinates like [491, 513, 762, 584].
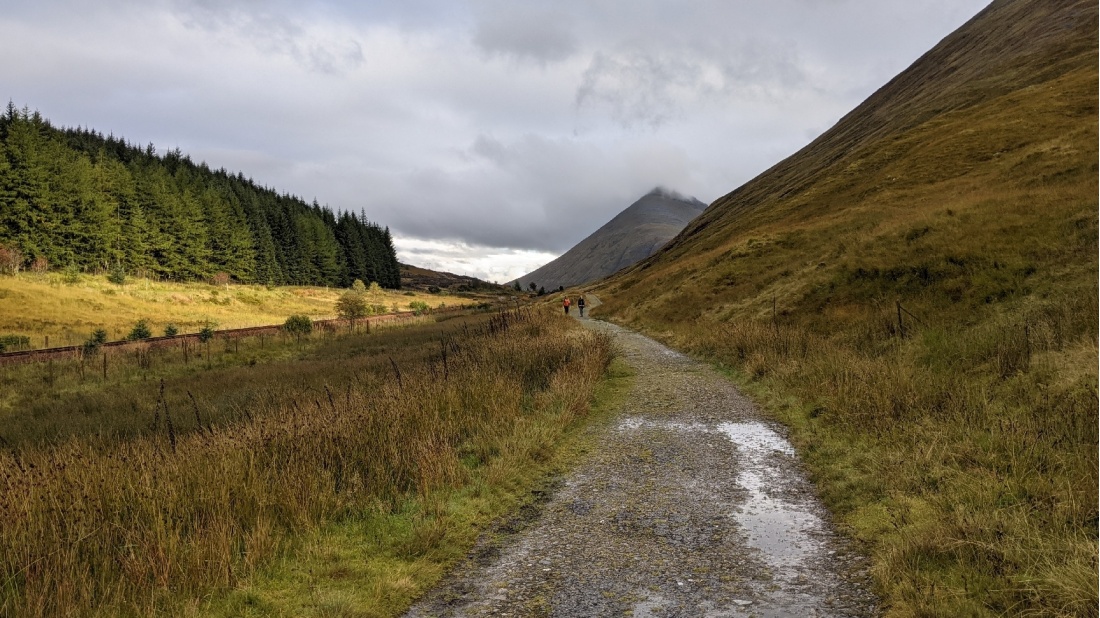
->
[563, 297, 571, 315]
[578, 295, 586, 317]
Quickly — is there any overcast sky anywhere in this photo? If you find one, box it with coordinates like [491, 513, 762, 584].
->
[3, 0, 990, 282]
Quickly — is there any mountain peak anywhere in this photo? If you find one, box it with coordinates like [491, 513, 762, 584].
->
[646, 186, 694, 202]
[513, 188, 707, 289]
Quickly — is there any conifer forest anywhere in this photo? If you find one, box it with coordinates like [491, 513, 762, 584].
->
[0, 103, 401, 288]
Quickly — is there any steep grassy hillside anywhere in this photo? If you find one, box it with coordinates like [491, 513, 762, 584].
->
[594, 0, 1097, 615]
[515, 188, 706, 291]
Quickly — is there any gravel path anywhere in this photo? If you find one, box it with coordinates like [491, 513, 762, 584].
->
[405, 303, 878, 617]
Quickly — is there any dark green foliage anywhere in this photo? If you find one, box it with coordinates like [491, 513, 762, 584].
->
[107, 263, 126, 285]
[0, 105, 399, 288]
[0, 334, 30, 352]
[283, 314, 313, 342]
[61, 264, 80, 284]
[126, 319, 151, 341]
[81, 329, 108, 357]
[90, 329, 108, 345]
[512, 281, 521, 292]
[408, 300, 429, 315]
[198, 323, 216, 344]
[163, 324, 178, 337]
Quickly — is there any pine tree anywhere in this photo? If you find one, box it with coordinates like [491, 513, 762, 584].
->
[0, 104, 400, 288]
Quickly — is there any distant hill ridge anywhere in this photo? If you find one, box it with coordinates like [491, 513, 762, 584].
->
[514, 187, 706, 291]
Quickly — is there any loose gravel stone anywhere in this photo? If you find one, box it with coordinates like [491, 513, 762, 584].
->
[405, 310, 878, 617]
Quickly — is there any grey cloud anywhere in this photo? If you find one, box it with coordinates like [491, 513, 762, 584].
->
[471, 1, 578, 64]
[575, 51, 691, 129]
[471, 134, 509, 164]
[171, 0, 364, 75]
[369, 133, 697, 254]
[575, 40, 809, 130]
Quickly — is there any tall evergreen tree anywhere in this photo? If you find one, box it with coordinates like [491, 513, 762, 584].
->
[0, 105, 403, 287]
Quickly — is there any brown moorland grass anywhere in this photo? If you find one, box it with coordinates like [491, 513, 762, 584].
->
[0, 310, 440, 445]
[0, 307, 614, 616]
[591, 1, 1097, 615]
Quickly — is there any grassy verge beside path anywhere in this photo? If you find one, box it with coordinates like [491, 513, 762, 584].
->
[210, 356, 635, 617]
[592, 302, 1097, 617]
[0, 307, 618, 617]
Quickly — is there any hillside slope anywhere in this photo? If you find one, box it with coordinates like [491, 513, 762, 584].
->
[399, 263, 505, 294]
[594, 0, 1097, 615]
[515, 188, 705, 291]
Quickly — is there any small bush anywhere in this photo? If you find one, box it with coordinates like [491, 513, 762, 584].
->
[409, 300, 430, 316]
[0, 334, 31, 353]
[283, 314, 313, 342]
[164, 324, 179, 337]
[0, 244, 23, 275]
[126, 320, 152, 341]
[352, 279, 367, 294]
[81, 329, 108, 357]
[336, 291, 367, 321]
[198, 323, 217, 344]
[107, 264, 126, 285]
[62, 264, 81, 285]
[90, 329, 108, 345]
[211, 272, 230, 287]
[428, 286, 441, 294]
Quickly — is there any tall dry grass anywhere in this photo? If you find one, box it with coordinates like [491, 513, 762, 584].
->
[0, 311, 437, 446]
[0, 308, 613, 616]
[679, 291, 1097, 616]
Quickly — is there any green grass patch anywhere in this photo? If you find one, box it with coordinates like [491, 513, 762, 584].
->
[204, 358, 634, 617]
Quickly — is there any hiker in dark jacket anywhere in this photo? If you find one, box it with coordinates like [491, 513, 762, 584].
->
[578, 295, 586, 317]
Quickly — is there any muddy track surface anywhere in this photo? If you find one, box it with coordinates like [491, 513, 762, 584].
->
[406, 304, 878, 617]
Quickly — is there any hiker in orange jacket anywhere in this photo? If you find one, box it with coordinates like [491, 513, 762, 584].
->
[563, 296, 571, 315]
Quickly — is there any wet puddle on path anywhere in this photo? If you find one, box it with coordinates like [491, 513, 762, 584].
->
[719, 422, 826, 574]
[616, 417, 841, 615]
